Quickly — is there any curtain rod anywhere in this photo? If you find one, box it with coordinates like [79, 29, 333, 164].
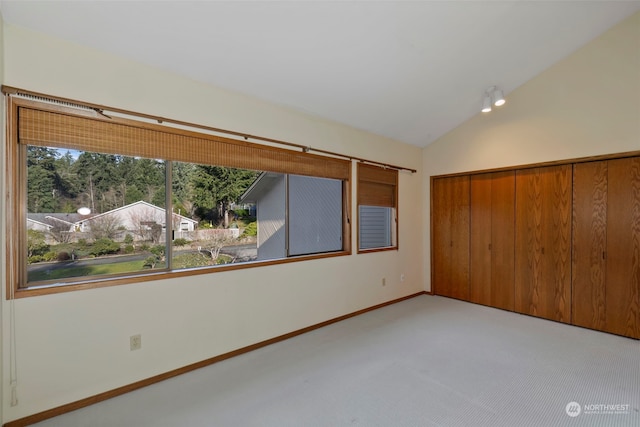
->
[1, 86, 417, 173]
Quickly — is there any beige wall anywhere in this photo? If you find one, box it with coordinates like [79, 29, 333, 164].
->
[422, 12, 640, 291]
[1, 25, 423, 421]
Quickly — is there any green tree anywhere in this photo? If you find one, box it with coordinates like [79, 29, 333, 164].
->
[172, 162, 197, 217]
[124, 184, 144, 205]
[130, 158, 165, 205]
[192, 166, 259, 227]
[27, 146, 59, 212]
[73, 152, 121, 213]
[52, 150, 81, 209]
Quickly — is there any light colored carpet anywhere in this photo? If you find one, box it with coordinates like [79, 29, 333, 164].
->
[34, 295, 639, 427]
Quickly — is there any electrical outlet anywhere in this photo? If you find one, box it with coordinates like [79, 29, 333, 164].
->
[382, 277, 386, 286]
[130, 334, 142, 351]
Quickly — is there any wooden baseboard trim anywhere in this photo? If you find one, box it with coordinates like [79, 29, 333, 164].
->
[4, 291, 426, 427]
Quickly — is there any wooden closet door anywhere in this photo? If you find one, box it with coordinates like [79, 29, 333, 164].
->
[605, 157, 640, 338]
[515, 165, 572, 322]
[432, 176, 470, 300]
[470, 171, 515, 310]
[490, 171, 516, 310]
[572, 161, 607, 331]
[470, 174, 492, 305]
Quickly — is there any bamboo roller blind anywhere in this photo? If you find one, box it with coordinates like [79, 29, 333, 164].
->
[357, 163, 397, 207]
[18, 106, 351, 180]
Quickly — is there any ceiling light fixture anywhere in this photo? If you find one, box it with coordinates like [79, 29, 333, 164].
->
[482, 86, 506, 112]
[481, 95, 493, 113]
[493, 88, 505, 106]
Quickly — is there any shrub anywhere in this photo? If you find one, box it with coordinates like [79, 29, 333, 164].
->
[57, 251, 71, 261]
[234, 209, 249, 218]
[27, 230, 50, 257]
[89, 238, 121, 256]
[150, 245, 165, 257]
[172, 238, 189, 247]
[124, 234, 134, 244]
[215, 254, 234, 265]
[124, 244, 135, 254]
[43, 251, 58, 262]
[241, 221, 257, 237]
[28, 255, 44, 264]
[143, 255, 161, 269]
[139, 243, 150, 252]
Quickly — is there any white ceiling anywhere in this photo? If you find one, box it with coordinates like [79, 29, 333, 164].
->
[1, 1, 639, 147]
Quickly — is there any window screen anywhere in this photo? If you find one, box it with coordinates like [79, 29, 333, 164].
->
[359, 205, 392, 249]
[288, 175, 343, 256]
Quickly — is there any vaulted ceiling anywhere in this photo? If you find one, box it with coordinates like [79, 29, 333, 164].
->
[1, 1, 638, 147]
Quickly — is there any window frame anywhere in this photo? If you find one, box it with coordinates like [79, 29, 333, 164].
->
[6, 95, 352, 298]
[356, 163, 399, 253]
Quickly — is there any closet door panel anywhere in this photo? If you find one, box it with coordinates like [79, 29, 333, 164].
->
[515, 165, 571, 322]
[432, 176, 470, 300]
[515, 169, 544, 316]
[432, 177, 452, 297]
[470, 174, 492, 305]
[543, 165, 572, 323]
[605, 157, 640, 338]
[490, 171, 515, 311]
[572, 161, 607, 331]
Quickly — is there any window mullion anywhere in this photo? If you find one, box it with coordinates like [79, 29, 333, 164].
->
[165, 160, 173, 270]
[285, 174, 290, 257]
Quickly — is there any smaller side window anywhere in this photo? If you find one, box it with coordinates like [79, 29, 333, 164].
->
[359, 205, 393, 249]
[357, 163, 398, 252]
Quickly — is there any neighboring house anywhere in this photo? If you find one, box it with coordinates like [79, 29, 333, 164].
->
[241, 172, 343, 261]
[27, 213, 86, 244]
[27, 213, 84, 231]
[241, 172, 287, 261]
[75, 201, 198, 240]
[28, 202, 198, 243]
[26, 216, 54, 234]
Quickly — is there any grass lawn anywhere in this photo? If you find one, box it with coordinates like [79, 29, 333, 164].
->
[28, 248, 242, 283]
[27, 259, 157, 282]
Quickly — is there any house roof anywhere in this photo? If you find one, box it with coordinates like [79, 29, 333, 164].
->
[26, 217, 53, 230]
[240, 172, 284, 204]
[27, 202, 198, 227]
[80, 201, 198, 225]
[27, 213, 85, 227]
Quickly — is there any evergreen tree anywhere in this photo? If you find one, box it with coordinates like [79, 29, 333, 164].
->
[192, 166, 259, 226]
[72, 152, 121, 213]
[130, 158, 165, 204]
[27, 146, 59, 212]
[172, 162, 197, 217]
[53, 151, 80, 209]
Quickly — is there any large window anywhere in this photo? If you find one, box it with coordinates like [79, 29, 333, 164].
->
[7, 96, 351, 294]
[357, 163, 398, 251]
